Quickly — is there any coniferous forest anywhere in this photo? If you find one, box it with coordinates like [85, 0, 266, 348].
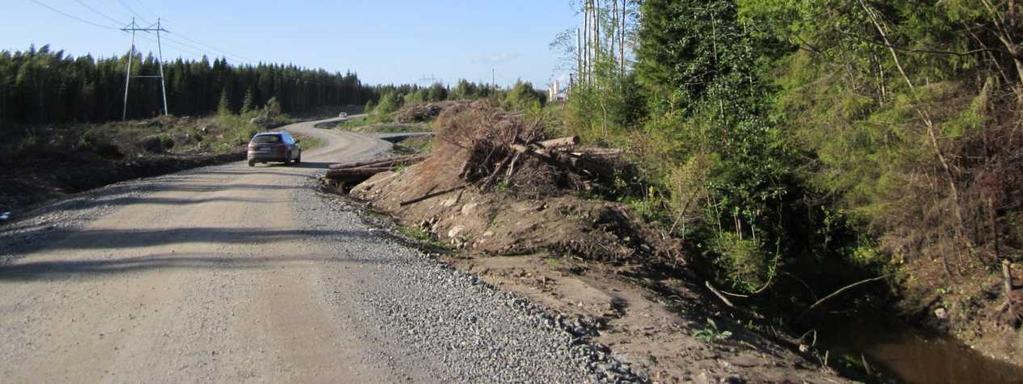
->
[0, 45, 375, 125]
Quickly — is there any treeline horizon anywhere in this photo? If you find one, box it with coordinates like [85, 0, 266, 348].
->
[0, 44, 380, 125]
[0, 45, 547, 127]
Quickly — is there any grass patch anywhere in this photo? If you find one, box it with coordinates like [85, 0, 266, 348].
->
[340, 122, 431, 134]
[3, 114, 261, 161]
[691, 318, 733, 343]
[393, 136, 434, 155]
[293, 133, 326, 151]
[336, 113, 431, 134]
[398, 225, 451, 250]
[337, 115, 374, 129]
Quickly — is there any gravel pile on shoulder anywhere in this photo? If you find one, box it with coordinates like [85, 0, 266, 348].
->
[301, 179, 645, 382]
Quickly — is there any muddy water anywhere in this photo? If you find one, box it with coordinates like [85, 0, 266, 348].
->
[814, 313, 1023, 383]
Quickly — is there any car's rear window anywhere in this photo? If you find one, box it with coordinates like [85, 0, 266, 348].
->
[252, 134, 282, 144]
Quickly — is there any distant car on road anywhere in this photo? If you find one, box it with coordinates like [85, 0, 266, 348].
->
[338, 112, 348, 118]
[247, 131, 301, 167]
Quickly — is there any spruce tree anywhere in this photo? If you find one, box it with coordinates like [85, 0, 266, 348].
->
[217, 89, 231, 116]
[241, 88, 255, 114]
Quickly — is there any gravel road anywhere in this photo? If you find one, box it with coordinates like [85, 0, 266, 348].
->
[0, 118, 638, 383]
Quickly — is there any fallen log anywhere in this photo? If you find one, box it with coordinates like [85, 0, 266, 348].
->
[324, 167, 395, 180]
[536, 136, 580, 149]
[511, 142, 619, 162]
[328, 155, 426, 170]
[571, 147, 623, 157]
[509, 143, 544, 155]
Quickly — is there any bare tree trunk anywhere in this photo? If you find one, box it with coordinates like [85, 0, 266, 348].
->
[594, 0, 600, 66]
[612, 0, 618, 69]
[989, 197, 1002, 263]
[585, 0, 593, 84]
[577, 28, 583, 84]
[621, 0, 627, 75]
[1003, 260, 1015, 317]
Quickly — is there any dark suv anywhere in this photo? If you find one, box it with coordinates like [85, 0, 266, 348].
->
[247, 132, 301, 166]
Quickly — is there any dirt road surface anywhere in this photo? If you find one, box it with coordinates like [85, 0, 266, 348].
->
[0, 118, 634, 383]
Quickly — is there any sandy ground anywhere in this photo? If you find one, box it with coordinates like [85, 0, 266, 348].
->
[0, 118, 634, 383]
[444, 254, 854, 384]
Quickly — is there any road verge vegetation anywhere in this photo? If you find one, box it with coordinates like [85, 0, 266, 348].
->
[332, 101, 852, 382]
[0, 113, 262, 218]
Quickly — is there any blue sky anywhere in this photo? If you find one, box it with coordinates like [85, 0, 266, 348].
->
[2, 0, 579, 87]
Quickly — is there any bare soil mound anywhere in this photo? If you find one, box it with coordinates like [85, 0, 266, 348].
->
[351, 102, 681, 264]
[346, 102, 850, 382]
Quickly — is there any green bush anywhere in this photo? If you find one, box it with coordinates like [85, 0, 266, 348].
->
[709, 232, 772, 293]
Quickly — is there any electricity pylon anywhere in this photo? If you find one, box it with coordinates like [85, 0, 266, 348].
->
[121, 17, 169, 120]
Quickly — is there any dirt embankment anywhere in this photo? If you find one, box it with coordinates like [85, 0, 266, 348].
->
[0, 116, 251, 218]
[346, 102, 852, 383]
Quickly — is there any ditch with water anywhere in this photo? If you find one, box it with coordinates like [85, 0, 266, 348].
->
[811, 311, 1023, 383]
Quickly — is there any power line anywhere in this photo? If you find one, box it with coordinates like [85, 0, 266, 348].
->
[29, 0, 256, 67]
[165, 31, 255, 64]
[116, 0, 151, 24]
[161, 34, 251, 64]
[130, 0, 155, 18]
[28, 0, 120, 30]
[127, 16, 256, 64]
[72, 0, 126, 26]
[132, 25, 251, 65]
[28, 0, 350, 87]
[137, 33, 205, 58]
[139, 33, 257, 68]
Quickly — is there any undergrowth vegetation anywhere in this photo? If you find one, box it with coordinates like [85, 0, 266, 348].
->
[553, 0, 1023, 355]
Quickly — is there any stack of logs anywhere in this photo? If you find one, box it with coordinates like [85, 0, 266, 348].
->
[324, 135, 622, 191]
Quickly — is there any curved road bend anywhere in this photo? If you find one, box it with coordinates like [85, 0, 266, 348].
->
[0, 118, 623, 383]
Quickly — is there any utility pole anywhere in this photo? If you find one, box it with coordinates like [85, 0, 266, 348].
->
[122, 18, 136, 121]
[121, 17, 170, 120]
[156, 18, 169, 117]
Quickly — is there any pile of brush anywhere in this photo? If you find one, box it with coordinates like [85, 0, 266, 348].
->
[325, 101, 628, 196]
[437, 101, 627, 195]
[394, 103, 444, 123]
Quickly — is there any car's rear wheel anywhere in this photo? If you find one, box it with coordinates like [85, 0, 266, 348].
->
[295, 154, 301, 164]
[248, 160, 255, 167]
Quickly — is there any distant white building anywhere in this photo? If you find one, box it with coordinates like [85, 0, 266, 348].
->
[547, 80, 568, 102]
